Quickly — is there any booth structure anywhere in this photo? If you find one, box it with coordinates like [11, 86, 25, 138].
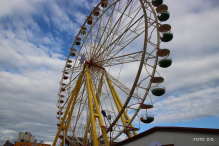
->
[14, 142, 50, 146]
[14, 132, 50, 146]
[114, 127, 219, 146]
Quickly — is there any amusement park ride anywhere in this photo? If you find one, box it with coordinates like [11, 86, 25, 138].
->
[53, 0, 173, 145]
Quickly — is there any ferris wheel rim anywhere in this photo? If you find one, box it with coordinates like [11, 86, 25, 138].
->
[57, 0, 162, 144]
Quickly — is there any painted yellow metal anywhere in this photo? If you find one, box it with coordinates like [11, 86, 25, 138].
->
[85, 64, 109, 146]
[52, 68, 85, 146]
[60, 140, 64, 146]
[84, 74, 104, 145]
[115, 92, 137, 136]
[89, 78, 109, 146]
[109, 81, 137, 136]
[111, 80, 137, 135]
[83, 118, 91, 145]
[96, 74, 103, 104]
[106, 77, 131, 138]
[85, 64, 99, 146]
[65, 72, 84, 136]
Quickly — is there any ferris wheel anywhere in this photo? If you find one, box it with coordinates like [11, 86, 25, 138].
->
[53, 0, 173, 145]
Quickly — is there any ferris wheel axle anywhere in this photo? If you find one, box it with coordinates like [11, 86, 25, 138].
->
[85, 61, 105, 70]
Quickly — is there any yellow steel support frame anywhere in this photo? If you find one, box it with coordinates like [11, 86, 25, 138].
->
[83, 118, 90, 145]
[85, 64, 109, 146]
[53, 68, 85, 146]
[106, 77, 131, 138]
[96, 74, 104, 104]
[83, 74, 103, 145]
[106, 77, 137, 137]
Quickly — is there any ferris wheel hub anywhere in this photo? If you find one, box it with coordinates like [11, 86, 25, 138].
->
[85, 61, 105, 70]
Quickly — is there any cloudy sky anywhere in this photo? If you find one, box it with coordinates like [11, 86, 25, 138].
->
[0, 0, 219, 145]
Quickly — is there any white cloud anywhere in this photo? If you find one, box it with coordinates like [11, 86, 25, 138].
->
[151, 85, 219, 123]
[0, 1, 68, 144]
[42, 14, 50, 28]
[0, 0, 36, 18]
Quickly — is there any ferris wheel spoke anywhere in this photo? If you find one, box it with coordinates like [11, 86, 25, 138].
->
[112, 2, 143, 37]
[147, 40, 158, 48]
[94, 15, 144, 62]
[102, 28, 145, 61]
[92, 16, 104, 58]
[91, 4, 118, 60]
[100, 14, 146, 61]
[113, 0, 140, 33]
[100, 5, 118, 55]
[93, 0, 133, 59]
[81, 31, 90, 57]
[102, 19, 149, 61]
[73, 104, 87, 136]
[107, 18, 157, 60]
[114, 7, 142, 37]
[104, 71, 143, 100]
[65, 66, 83, 74]
[100, 51, 154, 67]
[92, 0, 145, 64]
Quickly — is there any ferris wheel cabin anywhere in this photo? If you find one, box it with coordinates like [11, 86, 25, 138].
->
[151, 85, 166, 96]
[140, 114, 154, 123]
[159, 57, 172, 68]
[101, 0, 108, 8]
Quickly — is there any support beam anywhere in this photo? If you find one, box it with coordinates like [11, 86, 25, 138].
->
[84, 73, 104, 145]
[114, 91, 137, 136]
[53, 68, 85, 146]
[65, 77, 84, 137]
[83, 118, 91, 145]
[106, 76, 132, 138]
[85, 64, 109, 146]
[96, 74, 104, 105]
[106, 76, 137, 137]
